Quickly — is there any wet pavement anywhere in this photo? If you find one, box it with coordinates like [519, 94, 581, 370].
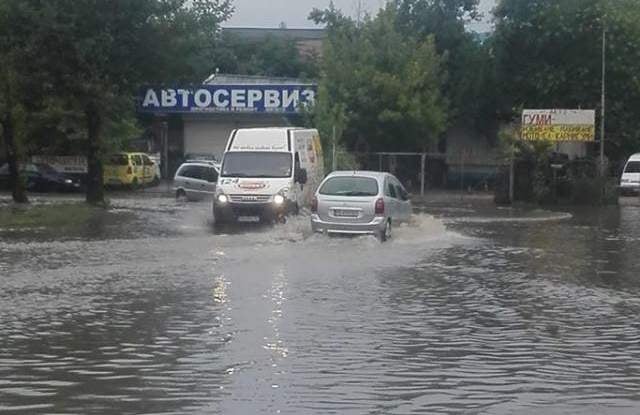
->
[1, 193, 640, 414]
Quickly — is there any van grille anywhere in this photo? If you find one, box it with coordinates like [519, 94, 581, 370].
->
[229, 194, 271, 203]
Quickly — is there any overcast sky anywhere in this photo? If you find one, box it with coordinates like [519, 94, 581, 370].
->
[225, 0, 497, 31]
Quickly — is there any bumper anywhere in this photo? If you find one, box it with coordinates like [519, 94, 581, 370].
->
[619, 184, 640, 194]
[105, 176, 135, 186]
[310, 214, 385, 235]
[213, 199, 294, 222]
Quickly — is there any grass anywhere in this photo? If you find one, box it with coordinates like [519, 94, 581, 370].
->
[0, 202, 97, 229]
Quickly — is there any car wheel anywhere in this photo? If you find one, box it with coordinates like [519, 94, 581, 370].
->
[176, 189, 186, 200]
[378, 220, 391, 242]
[130, 178, 139, 190]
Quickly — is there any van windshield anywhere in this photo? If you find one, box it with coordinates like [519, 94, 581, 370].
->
[624, 161, 640, 173]
[319, 176, 379, 196]
[221, 152, 292, 178]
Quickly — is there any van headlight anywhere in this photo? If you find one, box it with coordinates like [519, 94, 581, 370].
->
[217, 194, 229, 204]
[273, 194, 285, 205]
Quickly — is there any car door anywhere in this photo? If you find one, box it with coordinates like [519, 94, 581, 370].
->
[392, 178, 412, 221]
[23, 164, 41, 190]
[179, 166, 198, 200]
[175, 165, 191, 193]
[186, 166, 209, 200]
[383, 176, 400, 222]
[204, 166, 218, 195]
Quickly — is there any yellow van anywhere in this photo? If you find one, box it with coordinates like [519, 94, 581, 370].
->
[103, 152, 157, 187]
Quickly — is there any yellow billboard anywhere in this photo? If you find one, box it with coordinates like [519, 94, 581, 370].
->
[521, 109, 595, 142]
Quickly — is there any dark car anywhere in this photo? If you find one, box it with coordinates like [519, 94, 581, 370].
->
[0, 162, 83, 192]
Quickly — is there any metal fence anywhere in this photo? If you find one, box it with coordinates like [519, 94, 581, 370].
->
[329, 151, 448, 196]
[329, 151, 501, 196]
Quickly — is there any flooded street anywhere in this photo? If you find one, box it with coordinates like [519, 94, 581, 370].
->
[1, 195, 640, 414]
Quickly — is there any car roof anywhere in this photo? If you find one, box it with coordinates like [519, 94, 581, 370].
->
[326, 170, 389, 180]
[179, 161, 219, 169]
[627, 153, 640, 161]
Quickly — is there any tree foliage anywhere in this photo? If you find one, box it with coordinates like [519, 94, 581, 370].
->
[308, 4, 448, 153]
[493, 0, 640, 160]
[394, 0, 496, 131]
[4, 0, 232, 204]
[212, 33, 318, 79]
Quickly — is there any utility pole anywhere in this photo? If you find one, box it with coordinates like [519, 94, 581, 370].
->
[332, 125, 337, 171]
[600, 26, 606, 177]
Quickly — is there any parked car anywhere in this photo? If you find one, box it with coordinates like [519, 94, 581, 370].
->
[310, 171, 412, 242]
[173, 161, 219, 201]
[620, 153, 640, 195]
[103, 152, 157, 188]
[0, 162, 83, 192]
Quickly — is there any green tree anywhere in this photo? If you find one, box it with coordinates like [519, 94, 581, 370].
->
[309, 4, 448, 153]
[0, 0, 34, 203]
[23, 0, 232, 205]
[394, 0, 496, 130]
[493, 0, 640, 162]
[213, 33, 319, 79]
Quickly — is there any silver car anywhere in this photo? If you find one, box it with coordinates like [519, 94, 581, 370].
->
[310, 171, 412, 241]
[173, 161, 219, 201]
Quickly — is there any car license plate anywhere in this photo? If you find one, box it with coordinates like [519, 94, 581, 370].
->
[238, 216, 260, 223]
[334, 209, 358, 218]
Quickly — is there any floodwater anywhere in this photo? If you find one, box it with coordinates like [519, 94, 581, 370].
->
[1, 194, 640, 414]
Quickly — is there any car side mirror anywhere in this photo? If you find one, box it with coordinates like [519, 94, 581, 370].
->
[295, 168, 307, 184]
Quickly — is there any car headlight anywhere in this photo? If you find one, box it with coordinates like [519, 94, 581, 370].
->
[217, 194, 228, 204]
[273, 194, 285, 205]
[64, 179, 73, 184]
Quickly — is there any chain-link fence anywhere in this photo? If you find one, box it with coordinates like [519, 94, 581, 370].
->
[328, 150, 499, 195]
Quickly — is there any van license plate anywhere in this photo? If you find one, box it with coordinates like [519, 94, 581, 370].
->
[238, 216, 260, 223]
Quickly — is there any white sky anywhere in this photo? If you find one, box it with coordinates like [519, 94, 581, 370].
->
[225, 0, 497, 31]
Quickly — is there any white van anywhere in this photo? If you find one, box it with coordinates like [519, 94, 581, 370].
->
[620, 153, 640, 195]
[212, 127, 324, 224]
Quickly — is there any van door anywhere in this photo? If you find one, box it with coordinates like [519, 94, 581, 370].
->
[131, 154, 144, 184]
[292, 152, 304, 208]
[141, 155, 154, 184]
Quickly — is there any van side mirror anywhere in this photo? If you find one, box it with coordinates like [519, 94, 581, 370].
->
[295, 168, 308, 184]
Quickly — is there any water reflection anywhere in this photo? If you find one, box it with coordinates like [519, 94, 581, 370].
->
[1, 196, 640, 413]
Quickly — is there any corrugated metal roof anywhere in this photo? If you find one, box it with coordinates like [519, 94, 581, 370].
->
[203, 73, 316, 85]
[223, 27, 326, 41]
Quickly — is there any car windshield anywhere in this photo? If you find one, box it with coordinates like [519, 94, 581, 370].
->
[108, 154, 129, 165]
[319, 176, 379, 196]
[624, 161, 640, 173]
[221, 152, 292, 178]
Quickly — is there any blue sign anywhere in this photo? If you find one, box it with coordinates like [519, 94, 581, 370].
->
[137, 85, 317, 114]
